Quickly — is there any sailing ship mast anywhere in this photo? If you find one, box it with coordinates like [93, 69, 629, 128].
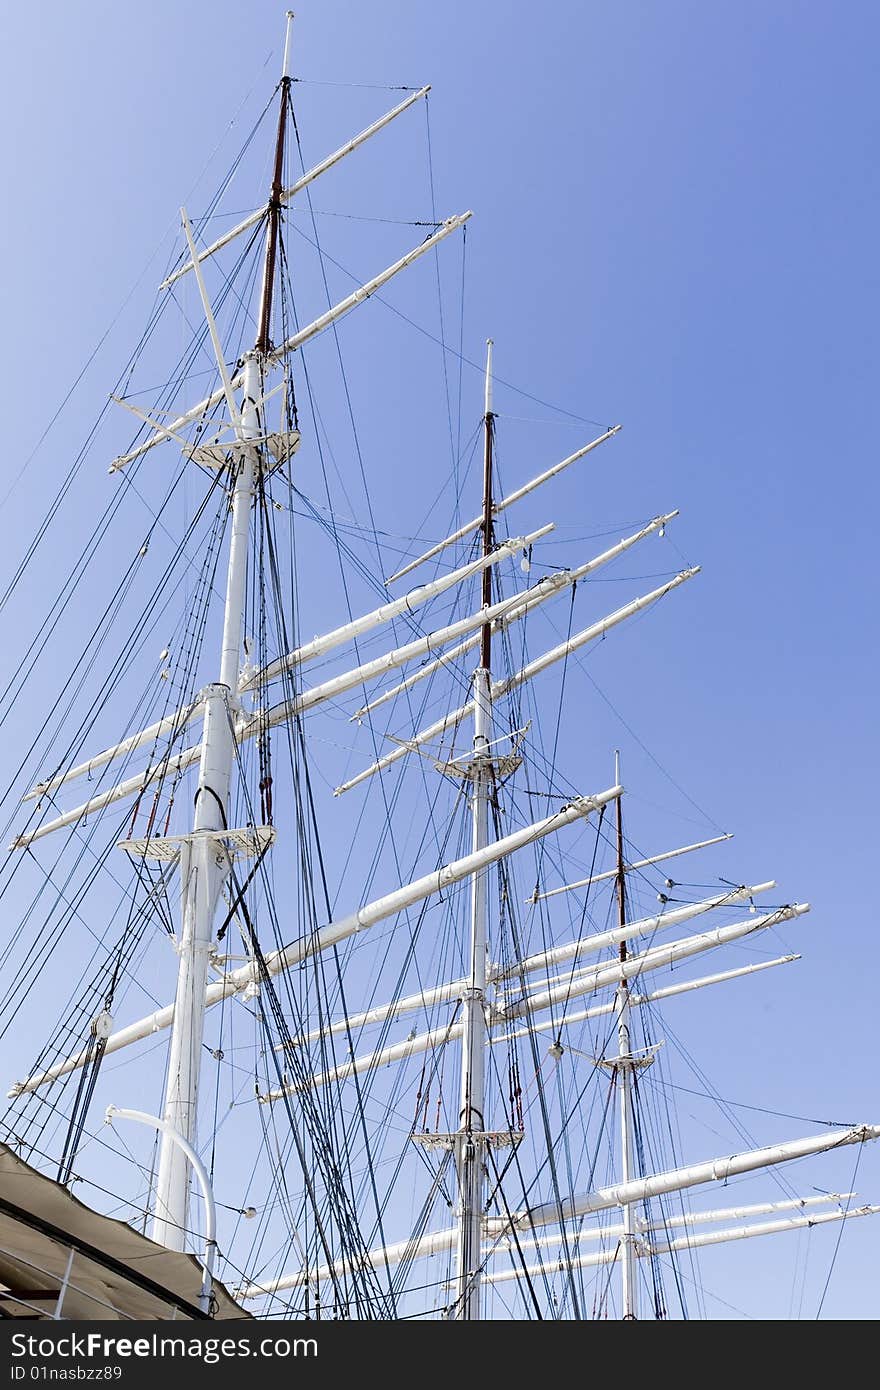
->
[152, 11, 296, 1250]
[613, 749, 639, 1319]
[2, 11, 879, 1320]
[452, 340, 496, 1319]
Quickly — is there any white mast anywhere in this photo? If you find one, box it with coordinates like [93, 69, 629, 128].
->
[151, 12, 294, 1250]
[453, 339, 495, 1319]
[152, 359, 261, 1250]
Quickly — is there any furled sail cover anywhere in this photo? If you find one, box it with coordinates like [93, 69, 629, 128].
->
[0, 1144, 247, 1320]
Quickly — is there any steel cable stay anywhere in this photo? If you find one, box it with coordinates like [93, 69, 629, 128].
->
[482, 1055, 619, 1317]
[248, 845, 467, 1301]
[234, 636, 467, 1306]
[0, 460, 237, 1171]
[478, 985, 562, 1317]
[550, 1050, 590, 1314]
[629, 1076, 670, 1318]
[644, 1005, 802, 1206]
[494, 832, 605, 1316]
[0, 452, 230, 867]
[0, 483, 231, 1047]
[282, 218, 608, 432]
[0, 454, 184, 787]
[13, 187, 267, 642]
[155, 81, 281, 297]
[479, 806, 584, 1320]
[0, 245, 190, 619]
[273, 234, 496, 865]
[423, 95, 459, 493]
[248, 502, 402, 1264]
[614, 919, 694, 1319]
[54, 848, 186, 1189]
[1, 844, 178, 1081]
[220, 910, 373, 1313]
[521, 580, 578, 893]
[294, 745, 433, 1293]
[287, 91, 387, 585]
[275, 241, 492, 1106]
[648, 1029, 706, 1318]
[221, 710, 400, 1317]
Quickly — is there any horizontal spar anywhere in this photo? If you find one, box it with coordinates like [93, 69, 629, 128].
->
[530, 832, 733, 902]
[112, 214, 470, 472]
[109, 380, 242, 472]
[279, 975, 469, 1050]
[24, 702, 203, 804]
[238, 1124, 880, 1295]
[263, 1020, 465, 1100]
[253, 588, 554, 738]
[256, 514, 678, 736]
[489, 1191, 855, 1255]
[492, 567, 699, 701]
[483, 1206, 880, 1285]
[160, 86, 431, 290]
[355, 510, 678, 722]
[495, 880, 776, 984]
[387, 426, 622, 584]
[495, 954, 801, 1044]
[335, 562, 698, 794]
[203, 789, 621, 987]
[285, 954, 801, 1095]
[501, 904, 810, 1020]
[16, 542, 553, 844]
[24, 531, 545, 808]
[49, 508, 672, 839]
[242, 525, 551, 691]
[10, 786, 621, 1095]
[11, 745, 202, 850]
[266, 214, 471, 369]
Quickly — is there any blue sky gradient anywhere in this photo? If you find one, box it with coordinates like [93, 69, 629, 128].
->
[0, 2, 877, 1319]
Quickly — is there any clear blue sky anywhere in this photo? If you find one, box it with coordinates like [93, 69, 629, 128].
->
[0, 1, 877, 1319]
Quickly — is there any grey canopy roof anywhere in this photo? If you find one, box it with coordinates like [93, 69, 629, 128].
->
[0, 1143, 248, 1320]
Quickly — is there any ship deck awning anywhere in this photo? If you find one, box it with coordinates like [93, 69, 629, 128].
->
[0, 1144, 248, 1320]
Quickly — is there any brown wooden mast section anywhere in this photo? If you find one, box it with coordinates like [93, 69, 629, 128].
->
[255, 76, 291, 357]
[615, 754, 628, 961]
[480, 363, 495, 671]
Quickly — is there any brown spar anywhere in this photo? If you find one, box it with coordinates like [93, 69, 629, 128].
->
[480, 407, 495, 670]
[616, 760, 628, 961]
[255, 76, 291, 356]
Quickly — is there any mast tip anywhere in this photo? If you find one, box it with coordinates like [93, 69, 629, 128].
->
[282, 12, 295, 80]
